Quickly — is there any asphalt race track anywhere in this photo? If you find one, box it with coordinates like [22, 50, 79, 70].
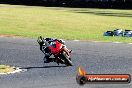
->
[0, 37, 132, 88]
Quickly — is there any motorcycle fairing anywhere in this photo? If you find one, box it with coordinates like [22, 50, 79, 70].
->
[48, 41, 63, 54]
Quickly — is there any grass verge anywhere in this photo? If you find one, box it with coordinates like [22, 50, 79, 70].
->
[0, 4, 132, 43]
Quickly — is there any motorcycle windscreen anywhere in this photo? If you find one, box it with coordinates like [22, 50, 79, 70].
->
[49, 41, 63, 54]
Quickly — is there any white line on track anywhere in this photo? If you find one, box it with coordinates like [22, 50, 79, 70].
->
[73, 40, 79, 41]
[73, 40, 132, 45]
[0, 67, 27, 75]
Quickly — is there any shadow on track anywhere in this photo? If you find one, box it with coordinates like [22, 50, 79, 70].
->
[20, 65, 67, 69]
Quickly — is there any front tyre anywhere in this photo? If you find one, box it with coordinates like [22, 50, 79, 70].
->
[60, 52, 72, 66]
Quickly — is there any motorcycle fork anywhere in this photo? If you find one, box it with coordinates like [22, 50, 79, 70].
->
[61, 48, 70, 56]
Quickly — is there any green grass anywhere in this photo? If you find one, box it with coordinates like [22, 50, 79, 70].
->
[0, 4, 132, 42]
[0, 65, 15, 73]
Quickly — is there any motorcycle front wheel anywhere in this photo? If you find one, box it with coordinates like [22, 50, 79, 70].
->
[60, 52, 72, 66]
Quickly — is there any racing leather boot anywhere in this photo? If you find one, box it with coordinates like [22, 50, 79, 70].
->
[43, 56, 50, 63]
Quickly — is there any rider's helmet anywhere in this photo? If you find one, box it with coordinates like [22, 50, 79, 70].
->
[45, 38, 52, 41]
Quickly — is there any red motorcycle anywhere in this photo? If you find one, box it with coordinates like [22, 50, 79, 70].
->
[37, 37, 72, 66]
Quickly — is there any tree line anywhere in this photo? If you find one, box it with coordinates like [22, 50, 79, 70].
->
[0, 0, 132, 9]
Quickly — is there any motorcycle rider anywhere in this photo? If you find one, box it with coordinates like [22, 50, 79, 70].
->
[37, 36, 71, 63]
